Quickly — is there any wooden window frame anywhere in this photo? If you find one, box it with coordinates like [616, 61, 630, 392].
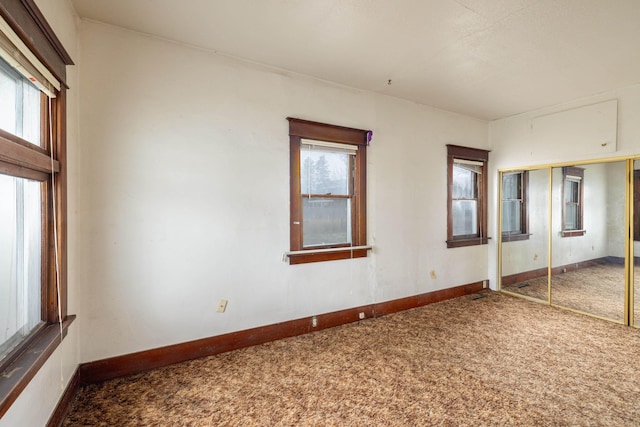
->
[561, 166, 586, 237]
[446, 144, 489, 248]
[288, 118, 368, 264]
[501, 171, 530, 242]
[0, 0, 74, 418]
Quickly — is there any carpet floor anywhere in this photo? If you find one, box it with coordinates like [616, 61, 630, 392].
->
[63, 291, 640, 426]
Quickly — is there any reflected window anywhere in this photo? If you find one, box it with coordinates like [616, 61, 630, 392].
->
[502, 171, 529, 242]
[446, 145, 489, 248]
[562, 166, 585, 237]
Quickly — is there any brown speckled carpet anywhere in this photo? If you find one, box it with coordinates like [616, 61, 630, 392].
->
[63, 291, 640, 426]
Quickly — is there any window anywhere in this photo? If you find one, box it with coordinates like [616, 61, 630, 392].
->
[0, 0, 73, 418]
[502, 171, 529, 242]
[562, 166, 585, 237]
[288, 118, 369, 264]
[446, 145, 489, 248]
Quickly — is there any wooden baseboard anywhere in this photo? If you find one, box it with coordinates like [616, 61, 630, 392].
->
[78, 280, 486, 386]
[46, 367, 79, 427]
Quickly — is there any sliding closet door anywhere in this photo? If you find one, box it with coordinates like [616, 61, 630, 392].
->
[550, 161, 626, 322]
[500, 168, 550, 302]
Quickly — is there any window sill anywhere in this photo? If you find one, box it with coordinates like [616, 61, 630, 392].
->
[286, 245, 372, 264]
[561, 229, 586, 237]
[502, 233, 531, 242]
[446, 237, 490, 248]
[0, 315, 75, 418]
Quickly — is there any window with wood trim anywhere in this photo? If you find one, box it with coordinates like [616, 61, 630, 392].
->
[562, 166, 585, 237]
[446, 145, 489, 248]
[288, 118, 369, 264]
[0, 0, 73, 418]
[502, 171, 530, 242]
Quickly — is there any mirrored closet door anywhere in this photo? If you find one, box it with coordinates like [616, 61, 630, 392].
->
[500, 168, 550, 303]
[550, 161, 626, 322]
[500, 159, 635, 326]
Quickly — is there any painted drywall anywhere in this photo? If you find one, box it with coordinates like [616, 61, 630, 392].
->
[489, 84, 640, 288]
[75, 20, 489, 363]
[0, 0, 81, 425]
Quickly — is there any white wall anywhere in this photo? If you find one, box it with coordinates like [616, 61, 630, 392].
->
[0, 1, 80, 426]
[75, 20, 489, 363]
[489, 84, 640, 287]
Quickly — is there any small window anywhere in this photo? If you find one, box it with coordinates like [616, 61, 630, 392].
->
[562, 166, 585, 237]
[502, 171, 529, 242]
[446, 145, 489, 248]
[288, 118, 369, 264]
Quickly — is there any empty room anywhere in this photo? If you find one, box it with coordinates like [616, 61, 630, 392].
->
[2, 0, 640, 425]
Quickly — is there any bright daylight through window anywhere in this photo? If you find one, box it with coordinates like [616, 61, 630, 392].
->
[0, 57, 43, 361]
[446, 145, 489, 248]
[288, 118, 369, 264]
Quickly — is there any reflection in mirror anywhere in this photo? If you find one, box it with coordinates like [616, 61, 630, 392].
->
[550, 161, 626, 322]
[500, 168, 549, 301]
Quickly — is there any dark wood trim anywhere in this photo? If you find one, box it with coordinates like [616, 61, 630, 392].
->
[0, 316, 75, 419]
[560, 229, 586, 237]
[79, 281, 486, 385]
[0, 130, 60, 175]
[289, 248, 369, 265]
[46, 367, 79, 427]
[446, 144, 490, 162]
[0, 0, 73, 86]
[287, 118, 369, 146]
[446, 237, 489, 248]
[501, 233, 531, 242]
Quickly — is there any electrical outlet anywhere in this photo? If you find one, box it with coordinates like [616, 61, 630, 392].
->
[217, 299, 228, 313]
[359, 312, 365, 320]
[311, 316, 318, 327]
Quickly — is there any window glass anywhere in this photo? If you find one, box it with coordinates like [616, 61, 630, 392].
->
[0, 66, 18, 134]
[452, 199, 478, 236]
[565, 179, 580, 230]
[0, 174, 42, 362]
[302, 198, 352, 246]
[0, 57, 41, 146]
[502, 172, 523, 235]
[300, 142, 355, 248]
[301, 144, 352, 196]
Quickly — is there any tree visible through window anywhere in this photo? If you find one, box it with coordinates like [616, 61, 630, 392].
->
[288, 118, 369, 264]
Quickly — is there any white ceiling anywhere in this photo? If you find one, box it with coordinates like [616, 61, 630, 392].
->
[70, 0, 640, 120]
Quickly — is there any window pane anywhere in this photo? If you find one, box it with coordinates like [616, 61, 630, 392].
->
[452, 165, 476, 199]
[502, 200, 521, 233]
[21, 82, 41, 146]
[0, 174, 42, 361]
[565, 180, 579, 203]
[302, 197, 351, 246]
[566, 204, 578, 230]
[0, 57, 41, 146]
[301, 148, 351, 196]
[503, 174, 520, 199]
[453, 199, 478, 236]
[0, 66, 18, 135]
